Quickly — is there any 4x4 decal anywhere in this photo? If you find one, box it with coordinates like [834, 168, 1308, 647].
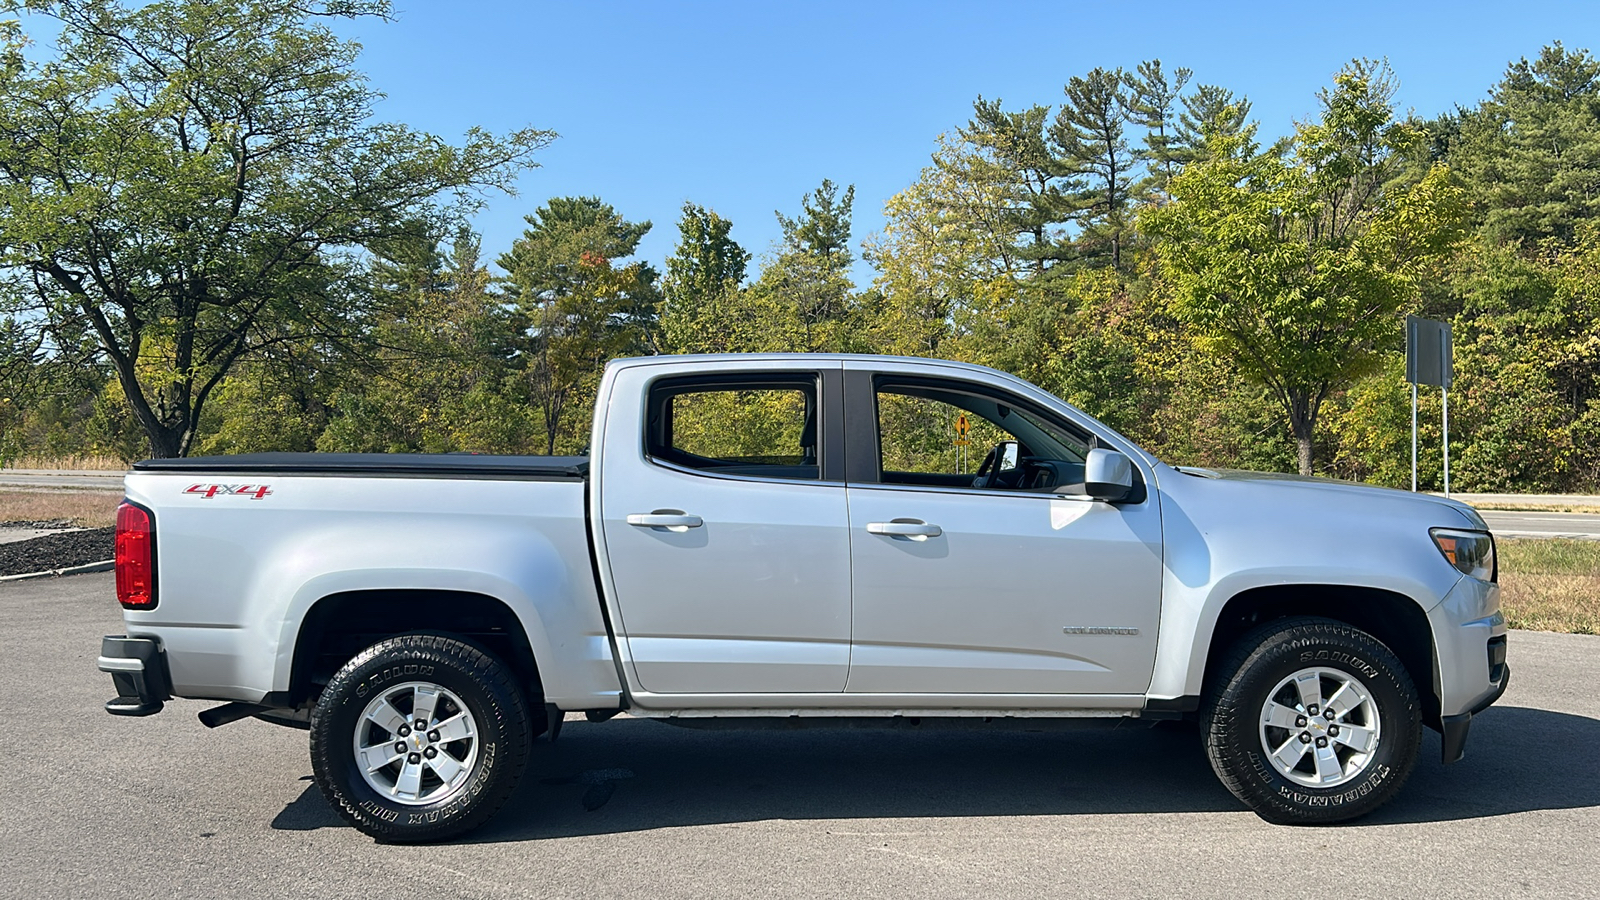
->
[185, 483, 273, 500]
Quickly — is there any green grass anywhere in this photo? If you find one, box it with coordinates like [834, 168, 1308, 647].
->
[1497, 538, 1600, 635]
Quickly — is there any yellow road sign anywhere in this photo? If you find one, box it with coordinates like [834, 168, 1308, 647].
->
[955, 414, 970, 438]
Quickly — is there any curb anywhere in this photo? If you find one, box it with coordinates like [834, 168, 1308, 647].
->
[0, 560, 114, 583]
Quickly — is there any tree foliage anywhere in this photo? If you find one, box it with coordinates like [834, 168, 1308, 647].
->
[0, 0, 552, 457]
[499, 197, 657, 453]
[1144, 62, 1469, 473]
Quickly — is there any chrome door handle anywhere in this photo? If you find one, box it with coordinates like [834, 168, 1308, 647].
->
[866, 520, 942, 538]
[626, 512, 703, 530]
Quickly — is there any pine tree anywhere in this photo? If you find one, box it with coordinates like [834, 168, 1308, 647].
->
[499, 198, 658, 453]
[749, 179, 861, 351]
[1450, 42, 1600, 245]
[1051, 68, 1142, 270]
[959, 99, 1072, 275]
[1124, 59, 1193, 201]
[1172, 84, 1257, 168]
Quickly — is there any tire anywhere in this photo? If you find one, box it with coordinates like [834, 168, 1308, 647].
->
[310, 634, 532, 842]
[1201, 616, 1421, 824]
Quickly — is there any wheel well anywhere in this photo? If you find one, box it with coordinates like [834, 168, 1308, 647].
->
[1203, 585, 1440, 729]
[288, 590, 544, 710]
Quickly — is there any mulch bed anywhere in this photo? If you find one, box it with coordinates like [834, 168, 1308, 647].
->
[0, 527, 115, 576]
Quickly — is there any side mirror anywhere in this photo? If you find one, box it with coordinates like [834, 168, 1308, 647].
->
[997, 440, 1019, 472]
[1084, 448, 1133, 502]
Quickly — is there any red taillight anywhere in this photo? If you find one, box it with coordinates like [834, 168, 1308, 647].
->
[115, 501, 156, 609]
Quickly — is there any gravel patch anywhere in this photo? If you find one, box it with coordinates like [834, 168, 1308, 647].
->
[0, 527, 114, 576]
[0, 519, 75, 529]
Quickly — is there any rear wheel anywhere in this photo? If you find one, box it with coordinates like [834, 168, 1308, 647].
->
[1201, 616, 1421, 824]
[310, 634, 531, 842]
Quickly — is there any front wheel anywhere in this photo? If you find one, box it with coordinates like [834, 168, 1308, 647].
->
[310, 634, 532, 842]
[1201, 616, 1421, 824]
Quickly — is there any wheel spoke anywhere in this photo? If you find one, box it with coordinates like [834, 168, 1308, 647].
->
[1333, 723, 1377, 754]
[427, 750, 465, 784]
[411, 685, 440, 726]
[1293, 671, 1324, 711]
[432, 712, 474, 743]
[1271, 734, 1309, 771]
[1312, 743, 1342, 783]
[1262, 701, 1302, 730]
[367, 698, 408, 735]
[394, 758, 424, 799]
[1325, 682, 1363, 720]
[359, 743, 404, 773]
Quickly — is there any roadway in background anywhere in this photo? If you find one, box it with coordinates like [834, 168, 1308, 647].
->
[0, 469, 124, 491]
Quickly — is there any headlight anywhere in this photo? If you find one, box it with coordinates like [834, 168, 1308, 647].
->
[1430, 528, 1496, 582]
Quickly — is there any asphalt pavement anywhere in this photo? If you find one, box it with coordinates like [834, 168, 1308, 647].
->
[6, 571, 1599, 899]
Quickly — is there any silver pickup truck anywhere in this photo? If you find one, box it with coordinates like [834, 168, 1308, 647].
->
[100, 353, 1508, 841]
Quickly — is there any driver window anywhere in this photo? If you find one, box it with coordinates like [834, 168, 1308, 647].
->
[874, 382, 1090, 492]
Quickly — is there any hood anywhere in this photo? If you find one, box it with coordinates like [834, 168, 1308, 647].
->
[1170, 466, 1488, 530]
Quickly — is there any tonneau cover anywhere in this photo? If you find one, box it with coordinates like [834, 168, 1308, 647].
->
[132, 452, 589, 480]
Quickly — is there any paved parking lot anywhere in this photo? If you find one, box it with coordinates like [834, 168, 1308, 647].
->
[8, 572, 1599, 899]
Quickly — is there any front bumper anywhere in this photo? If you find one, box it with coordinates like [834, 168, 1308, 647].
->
[98, 635, 172, 716]
[1429, 574, 1511, 762]
[1440, 661, 1511, 763]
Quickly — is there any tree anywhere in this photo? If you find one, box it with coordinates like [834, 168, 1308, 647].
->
[1124, 59, 1193, 201]
[959, 99, 1072, 275]
[0, 0, 553, 458]
[659, 203, 750, 354]
[866, 134, 1024, 358]
[301, 226, 534, 455]
[1448, 42, 1600, 246]
[499, 197, 658, 453]
[1172, 84, 1257, 168]
[1144, 61, 1468, 475]
[1051, 67, 1142, 271]
[746, 179, 861, 352]
[775, 179, 856, 269]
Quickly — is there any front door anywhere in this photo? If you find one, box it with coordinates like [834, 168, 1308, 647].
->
[844, 372, 1163, 696]
[598, 366, 852, 694]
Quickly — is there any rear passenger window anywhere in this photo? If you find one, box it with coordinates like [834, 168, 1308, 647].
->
[647, 379, 820, 480]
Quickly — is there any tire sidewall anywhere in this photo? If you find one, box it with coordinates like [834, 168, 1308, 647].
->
[1214, 625, 1421, 821]
[312, 639, 524, 838]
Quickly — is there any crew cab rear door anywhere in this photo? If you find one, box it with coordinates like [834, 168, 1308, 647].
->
[597, 362, 851, 694]
[841, 363, 1163, 696]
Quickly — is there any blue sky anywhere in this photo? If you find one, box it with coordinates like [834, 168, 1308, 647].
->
[66, 2, 1600, 281]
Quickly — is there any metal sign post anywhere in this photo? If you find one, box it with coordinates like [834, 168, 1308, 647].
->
[1405, 316, 1453, 496]
[954, 414, 971, 474]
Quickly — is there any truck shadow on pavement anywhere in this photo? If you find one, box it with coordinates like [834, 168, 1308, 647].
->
[270, 705, 1598, 840]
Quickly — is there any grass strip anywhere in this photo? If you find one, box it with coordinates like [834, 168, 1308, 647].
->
[1497, 538, 1600, 635]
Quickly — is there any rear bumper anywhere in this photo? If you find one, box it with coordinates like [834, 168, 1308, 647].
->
[99, 635, 172, 716]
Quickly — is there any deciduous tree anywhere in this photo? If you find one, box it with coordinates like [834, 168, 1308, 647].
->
[1144, 62, 1468, 474]
[0, 0, 552, 457]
